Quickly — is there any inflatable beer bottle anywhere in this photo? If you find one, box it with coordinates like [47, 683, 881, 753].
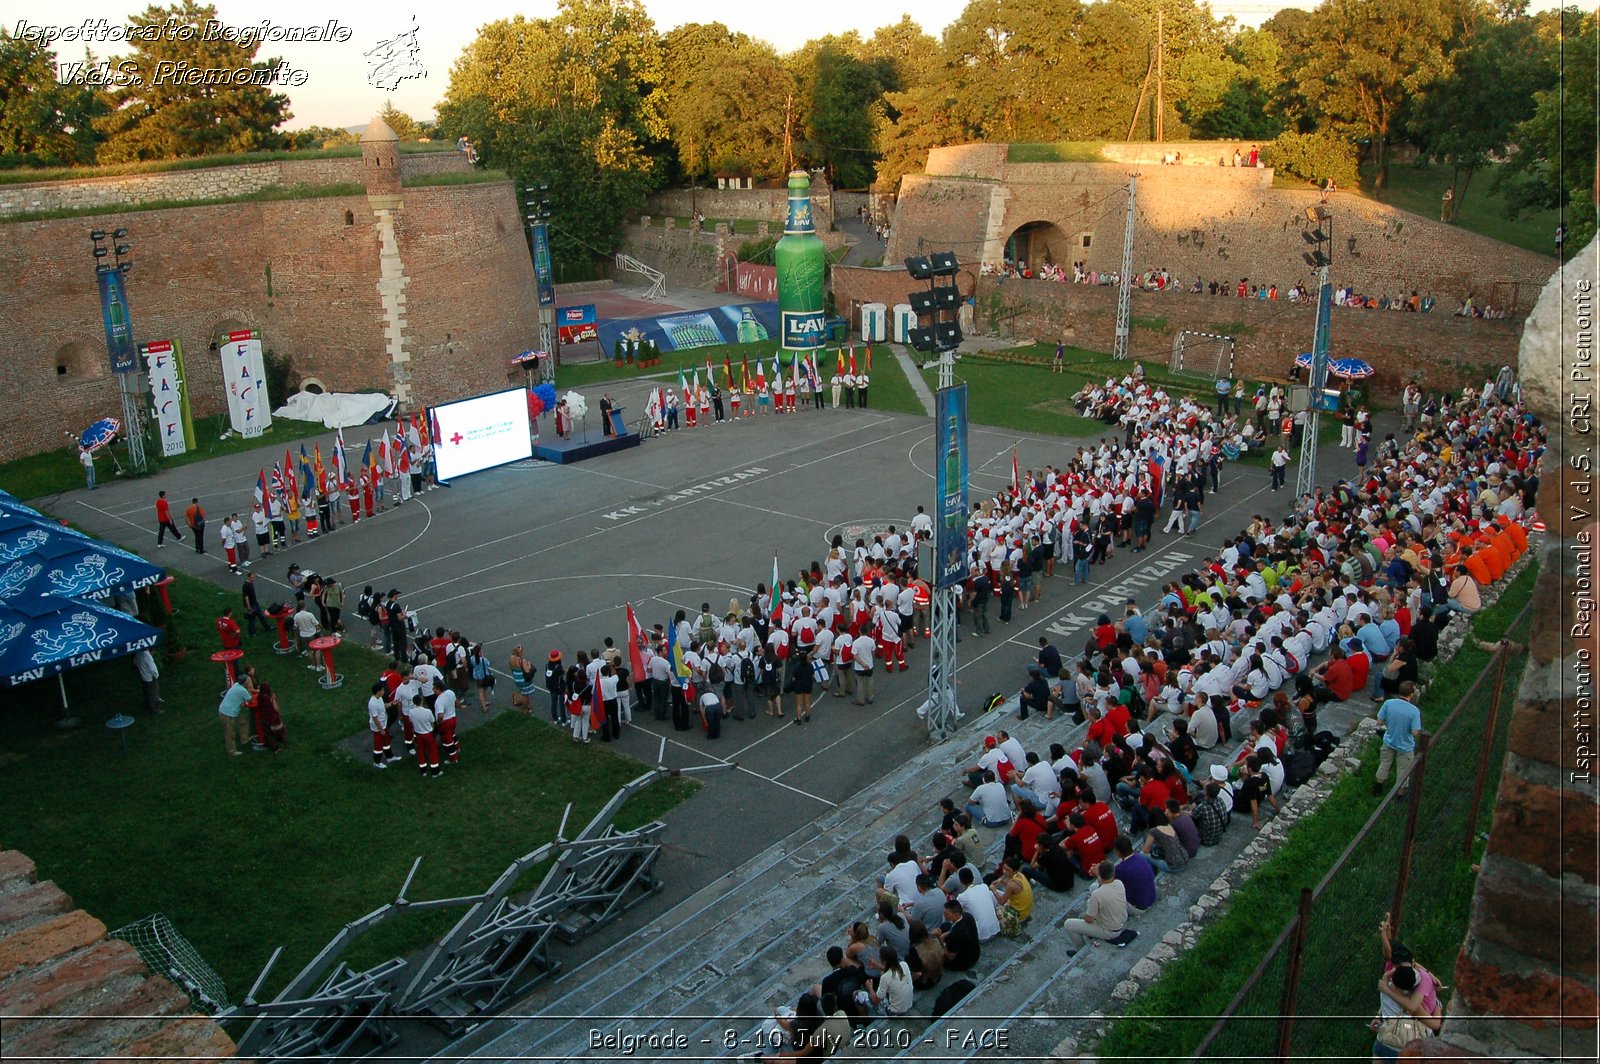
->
[776, 170, 827, 357]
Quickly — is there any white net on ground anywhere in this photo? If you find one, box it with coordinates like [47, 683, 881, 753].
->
[110, 914, 229, 1014]
[1170, 330, 1236, 381]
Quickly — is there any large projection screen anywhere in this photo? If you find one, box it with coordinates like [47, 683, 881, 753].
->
[430, 388, 532, 482]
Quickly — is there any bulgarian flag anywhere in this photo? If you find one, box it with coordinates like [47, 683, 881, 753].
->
[625, 603, 646, 680]
[768, 555, 781, 621]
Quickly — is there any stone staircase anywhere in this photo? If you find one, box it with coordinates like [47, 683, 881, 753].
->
[469, 694, 1285, 1063]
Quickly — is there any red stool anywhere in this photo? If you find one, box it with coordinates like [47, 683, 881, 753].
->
[155, 575, 176, 615]
[309, 634, 343, 690]
[210, 648, 244, 692]
[266, 605, 295, 655]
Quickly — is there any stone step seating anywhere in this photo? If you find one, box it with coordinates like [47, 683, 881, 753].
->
[472, 697, 1081, 1061]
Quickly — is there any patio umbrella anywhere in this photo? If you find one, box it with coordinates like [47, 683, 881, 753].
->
[1294, 352, 1315, 370]
[1329, 358, 1375, 380]
[0, 517, 164, 598]
[0, 592, 162, 711]
[78, 417, 120, 452]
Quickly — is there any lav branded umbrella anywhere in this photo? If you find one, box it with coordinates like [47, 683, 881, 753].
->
[0, 516, 163, 599]
[1328, 358, 1375, 380]
[78, 417, 120, 452]
[1294, 352, 1315, 370]
[0, 592, 161, 690]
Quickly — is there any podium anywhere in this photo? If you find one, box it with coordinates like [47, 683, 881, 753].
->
[609, 406, 628, 436]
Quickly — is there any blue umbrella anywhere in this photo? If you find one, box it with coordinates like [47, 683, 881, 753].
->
[0, 518, 164, 599]
[0, 592, 161, 689]
[1294, 352, 1314, 369]
[78, 417, 120, 452]
[1329, 358, 1375, 380]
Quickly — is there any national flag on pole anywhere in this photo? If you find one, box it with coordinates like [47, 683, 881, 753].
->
[254, 469, 267, 507]
[848, 347, 857, 376]
[791, 352, 801, 391]
[741, 356, 751, 391]
[645, 387, 662, 425]
[677, 367, 690, 405]
[379, 430, 393, 476]
[807, 353, 821, 390]
[692, 367, 701, 399]
[590, 671, 606, 729]
[837, 348, 845, 375]
[270, 461, 285, 500]
[1148, 453, 1167, 507]
[705, 357, 715, 386]
[313, 444, 329, 494]
[771, 353, 781, 389]
[298, 445, 314, 498]
[333, 429, 349, 483]
[724, 355, 734, 390]
[415, 410, 431, 447]
[865, 345, 873, 372]
[398, 441, 411, 475]
[754, 359, 766, 391]
[768, 555, 781, 621]
[1011, 447, 1021, 495]
[625, 603, 646, 680]
[360, 438, 374, 479]
[667, 619, 689, 687]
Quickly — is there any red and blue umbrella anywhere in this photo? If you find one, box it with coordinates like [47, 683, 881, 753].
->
[78, 417, 120, 452]
[1329, 358, 1375, 380]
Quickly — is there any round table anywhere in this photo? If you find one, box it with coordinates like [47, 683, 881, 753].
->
[210, 648, 244, 691]
[154, 575, 177, 615]
[266, 606, 295, 655]
[309, 634, 344, 690]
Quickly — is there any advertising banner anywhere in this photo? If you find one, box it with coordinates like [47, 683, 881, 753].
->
[218, 329, 273, 439]
[142, 339, 191, 457]
[97, 269, 137, 374]
[934, 384, 970, 589]
[556, 304, 599, 345]
[596, 302, 779, 355]
[531, 224, 555, 307]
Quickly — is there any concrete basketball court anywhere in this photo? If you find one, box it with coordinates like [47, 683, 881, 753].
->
[56, 388, 1310, 850]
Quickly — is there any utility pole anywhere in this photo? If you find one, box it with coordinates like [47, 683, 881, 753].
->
[1113, 174, 1136, 360]
[782, 94, 794, 175]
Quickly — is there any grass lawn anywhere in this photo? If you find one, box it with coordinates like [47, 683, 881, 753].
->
[1095, 563, 1537, 1060]
[0, 414, 333, 502]
[1354, 162, 1560, 258]
[0, 568, 696, 1002]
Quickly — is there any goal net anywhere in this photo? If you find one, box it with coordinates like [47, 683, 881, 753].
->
[111, 914, 229, 1014]
[1170, 330, 1236, 382]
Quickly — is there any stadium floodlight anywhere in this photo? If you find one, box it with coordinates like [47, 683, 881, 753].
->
[933, 287, 962, 311]
[908, 326, 936, 352]
[909, 290, 937, 317]
[929, 251, 959, 276]
[904, 256, 933, 280]
[934, 322, 962, 350]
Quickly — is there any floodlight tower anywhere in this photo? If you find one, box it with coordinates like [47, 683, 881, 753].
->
[906, 251, 966, 743]
[1112, 174, 1137, 360]
[90, 228, 147, 474]
[1295, 206, 1335, 500]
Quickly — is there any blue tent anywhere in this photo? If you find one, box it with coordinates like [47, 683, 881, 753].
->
[0, 592, 161, 689]
[0, 516, 163, 599]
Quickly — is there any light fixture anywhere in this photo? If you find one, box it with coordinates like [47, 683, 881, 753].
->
[112, 228, 128, 239]
[929, 251, 959, 276]
[92, 247, 109, 258]
[114, 244, 130, 256]
[89, 229, 106, 241]
[904, 256, 933, 280]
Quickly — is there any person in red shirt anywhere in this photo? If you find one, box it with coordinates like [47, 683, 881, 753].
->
[1308, 644, 1356, 702]
[1085, 796, 1119, 845]
[1103, 698, 1132, 738]
[1063, 811, 1108, 877]
[1136, 771, 1170, 831]
[154, 490, 183, 547]
[1094, 616, 1117, 651]
[1086, 702, 1119, 749]
[216, 607, 242, 650]
[1008, 800, 1050, 864]
[1344, 642, 1371, 691]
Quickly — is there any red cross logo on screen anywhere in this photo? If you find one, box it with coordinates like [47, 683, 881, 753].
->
[450, 431, 464, 446]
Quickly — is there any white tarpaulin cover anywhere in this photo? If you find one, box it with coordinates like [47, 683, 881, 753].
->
[273, 391, 397, 429]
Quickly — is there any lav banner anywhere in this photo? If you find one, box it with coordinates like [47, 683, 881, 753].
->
[97, 268, 137, 374]
[532, 224, 555, 307]
[143, 339, 192, 457]
[934, 384, 970, 589]
[219, 329, 273, 439]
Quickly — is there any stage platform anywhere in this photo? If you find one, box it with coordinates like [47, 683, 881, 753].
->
[533, 426, 641, 464]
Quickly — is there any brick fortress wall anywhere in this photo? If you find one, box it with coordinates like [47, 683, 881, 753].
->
[0, 179, 537, 463]
[887, 146, 1556, 318]
[0, 151, 471, 218]
[620, 218, 847, 292]
[832, 264, 1527, 399]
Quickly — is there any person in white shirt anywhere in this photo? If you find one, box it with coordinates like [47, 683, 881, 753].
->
[406, 694, 441, 777]
[851, 633, 876, 705]
[870, 947, 915, 1016]
[955, 866, 1002, 941]
[910, 506, 933, 541]
[432, 678, 461, 764]
[293, 607, 321, 656]
[1018, 753, 1063, 815]
[965, 770, 1013, 827]
[367, 683, 393, 768]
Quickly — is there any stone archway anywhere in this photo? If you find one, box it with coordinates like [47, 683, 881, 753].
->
[1003, 220, 1071, 272]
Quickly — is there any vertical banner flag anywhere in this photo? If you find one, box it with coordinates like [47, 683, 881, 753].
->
[218, 330, 273, 438]
[625, 603, 646, 680]
[98, 268, 137, 374]
[1011, 447, 1021, 495]
[768, 556, 782, 620]
[142, 340, 190, 457]
[531, 223, 555, 307]
[333, 429, 349, 483]
[935, 384, 971, 589]
[255, 469, 267, 507]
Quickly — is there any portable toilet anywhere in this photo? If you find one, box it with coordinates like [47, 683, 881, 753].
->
[892, 303, 915, 343]
[861, 302, 888, 342]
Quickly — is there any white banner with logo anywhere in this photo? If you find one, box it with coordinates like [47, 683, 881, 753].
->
[219, 330, 273, 438]
[143, 340, 188, 457]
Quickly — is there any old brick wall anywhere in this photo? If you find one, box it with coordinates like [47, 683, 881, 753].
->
[891, 149, 1556, 316]
[831, 265, 1527, 399]
[0, 179, 536, 462]
[0, 850, 235, 1062]
[621, 220, 846, 291]
[0, 151, 470, 218]
[648, 179, 835, 232]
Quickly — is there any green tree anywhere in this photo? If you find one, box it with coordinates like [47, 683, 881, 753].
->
[375, 101, 421, 141]
[0, 31, 103, 164]
[1290, 0, 1456, 189]
[1502, 6, 1597, 251]
[658, 23, 793, 182]
[95, 1, 291, 162]
[436, 0, 665, 268]
[288, 125, 359, 150]
[788, 33, 893, 188]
